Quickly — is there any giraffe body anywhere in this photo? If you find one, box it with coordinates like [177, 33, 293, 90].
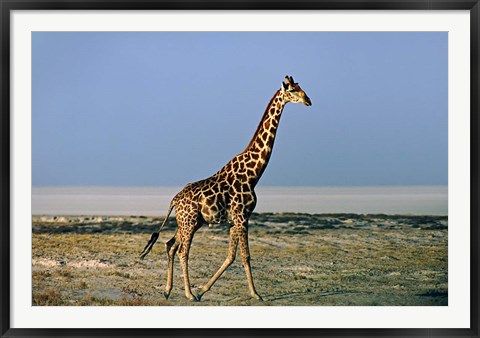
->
[140, 76, 312, 301]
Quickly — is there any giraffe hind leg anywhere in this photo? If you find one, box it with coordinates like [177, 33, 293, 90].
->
[177, 236, 199, 301]
[164, 234, 179, 300]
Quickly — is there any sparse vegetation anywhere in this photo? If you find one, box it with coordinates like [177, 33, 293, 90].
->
[32, 213, 447, 306]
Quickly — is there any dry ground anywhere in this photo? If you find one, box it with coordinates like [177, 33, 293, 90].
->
[32, 213, 448, 306]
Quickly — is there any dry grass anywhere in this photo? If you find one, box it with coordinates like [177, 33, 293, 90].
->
[32, 214, 447, 306]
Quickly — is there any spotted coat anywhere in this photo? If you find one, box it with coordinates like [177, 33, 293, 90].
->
[140, 76, 312, 301]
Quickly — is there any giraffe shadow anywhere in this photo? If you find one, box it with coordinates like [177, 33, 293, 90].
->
[262, 289, 353, 302]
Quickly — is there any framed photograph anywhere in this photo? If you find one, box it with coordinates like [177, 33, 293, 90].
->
[2, 1, 478, 337]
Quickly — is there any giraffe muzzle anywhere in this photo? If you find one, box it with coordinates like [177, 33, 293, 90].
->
[304, 95, 312, 106]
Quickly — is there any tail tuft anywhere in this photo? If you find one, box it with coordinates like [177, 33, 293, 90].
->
[139, 199, 175, 259]
[140, 232, 159, 259]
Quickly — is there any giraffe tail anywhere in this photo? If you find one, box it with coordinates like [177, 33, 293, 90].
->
[140, 200, 175, 260]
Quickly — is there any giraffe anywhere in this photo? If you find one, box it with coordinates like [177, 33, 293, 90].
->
[140, 75, 312, 301]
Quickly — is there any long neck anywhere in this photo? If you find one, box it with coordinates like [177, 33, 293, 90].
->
[243, 89, 287, 184]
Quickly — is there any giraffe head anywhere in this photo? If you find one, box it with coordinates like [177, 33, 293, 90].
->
[281, 75, 312, 106]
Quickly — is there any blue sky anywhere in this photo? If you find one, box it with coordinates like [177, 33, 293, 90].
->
[32, 32, 447, 186]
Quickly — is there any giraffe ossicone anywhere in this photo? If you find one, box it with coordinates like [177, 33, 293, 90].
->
[140, 75, 312, 301]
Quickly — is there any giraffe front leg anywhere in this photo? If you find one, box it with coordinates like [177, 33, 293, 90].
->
[237, 224, 263, 301]
[196, 226, 238, 301]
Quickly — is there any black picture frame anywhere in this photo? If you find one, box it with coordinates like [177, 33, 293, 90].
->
[1, 1, 478, 337]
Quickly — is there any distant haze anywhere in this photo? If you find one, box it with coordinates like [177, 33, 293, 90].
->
[32, 186, 448, 216]
[32, 32, 447, 186]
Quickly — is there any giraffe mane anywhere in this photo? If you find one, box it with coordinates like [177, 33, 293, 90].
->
[243, 89, 281, 152]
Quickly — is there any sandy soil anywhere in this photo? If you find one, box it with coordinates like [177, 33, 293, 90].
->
[32, 213, 447, 306]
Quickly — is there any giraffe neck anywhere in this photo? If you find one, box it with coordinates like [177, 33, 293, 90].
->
[243, 89, 287, 185]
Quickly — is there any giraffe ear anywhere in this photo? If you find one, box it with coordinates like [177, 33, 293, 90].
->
[282, 81, 288, 90]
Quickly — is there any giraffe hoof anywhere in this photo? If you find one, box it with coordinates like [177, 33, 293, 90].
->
[163, 291, 171, 300]
[253, 294, 263, 301]
[195, 292, 204, 302]
[187, 294, 200, 302]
